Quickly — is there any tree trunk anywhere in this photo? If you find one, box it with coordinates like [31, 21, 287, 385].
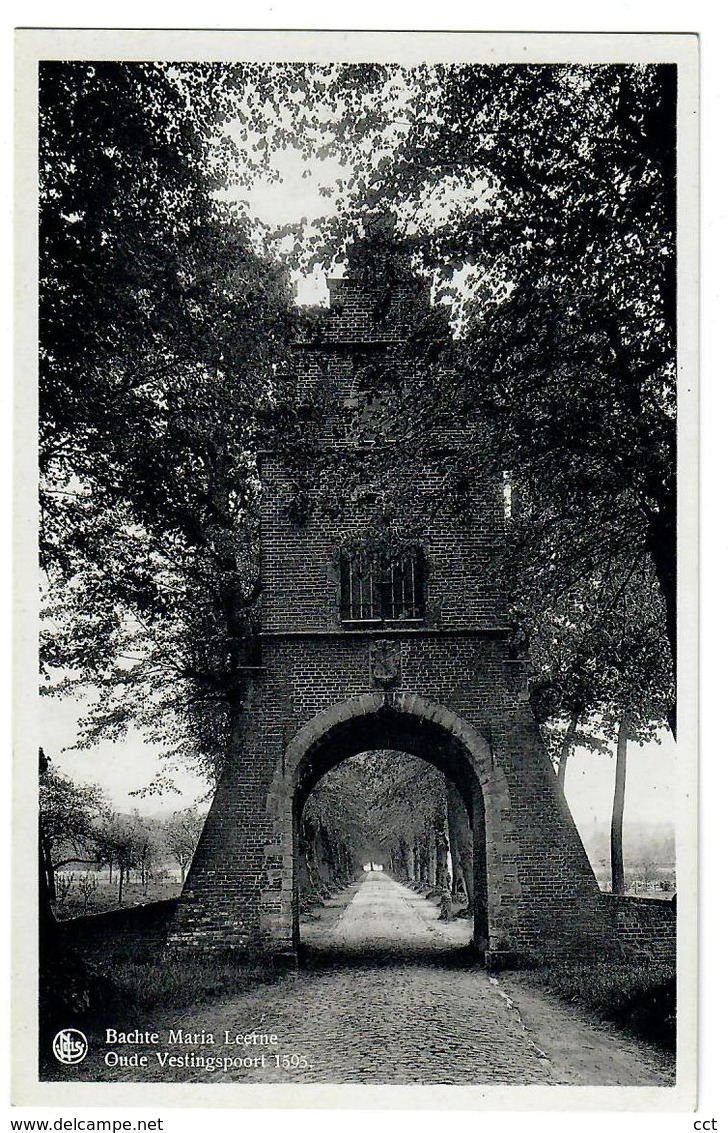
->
[38, 746, 102, 1040]
[297, 831, 311, 899]
[610, 714, 629, 895]
[646, 495, 677, 738]
[38, 835, 106, 1041]
[403, 838, 415, 882]
[334, 840, 347, 885]
[38, 830, 66, 1033]
[447, 828, 465, 900]
[446, 782, 473, 908]
[428, 832, 437, 887]
[422, 838, 429, 884]
[435, 830, 449, 890]
[416, 838, 425, 884]
[557, 712, 579, 791]
[117, 863, 124, 905]
[321, 827, 335, 887]
[40, 829, 56, 904]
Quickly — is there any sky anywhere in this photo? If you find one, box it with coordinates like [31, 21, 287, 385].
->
[40, 694, 211, 816]
[214, 144, 349, 305]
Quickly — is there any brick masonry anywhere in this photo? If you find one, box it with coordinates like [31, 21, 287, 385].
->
[601, 894, 676, 963]
[167, 258, 673, 965]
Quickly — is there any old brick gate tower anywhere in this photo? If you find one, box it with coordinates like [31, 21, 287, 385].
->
[168, 247, 614, 965]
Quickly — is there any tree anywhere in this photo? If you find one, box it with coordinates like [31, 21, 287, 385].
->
[379, 65, 677, 713]
[299, 758, 373, 900]
[598, 571, 673, 895]
[127, 812, 162, 892]
[55, 872, 75, 907]
[38, 750, 113, 1036]
[209, 63, 677, 720]
[90, 810, 164, 903]
[39, 749, 108, 902]
[351, 751, 452, 893]
[94, 812, 142, 904]
[297, 750, 461, 905]
[36, 62, 304, 1027]
[446, 781, 473, 909]
[39, 62, 299, 779]
[523, 548, 673, 895]
[163, 808, 205, 883]
[77, 871, 99, 914]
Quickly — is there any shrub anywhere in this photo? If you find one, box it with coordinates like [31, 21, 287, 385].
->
[58, 900, 285, 1016]
[105, 952, 282, 1011]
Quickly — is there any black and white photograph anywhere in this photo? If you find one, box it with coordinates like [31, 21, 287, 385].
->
[13, 28, 699, 1110]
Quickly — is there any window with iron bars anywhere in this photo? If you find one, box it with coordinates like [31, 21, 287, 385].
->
[340, 549, 426, 624]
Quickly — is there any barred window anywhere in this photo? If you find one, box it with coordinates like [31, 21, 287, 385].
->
[340, 549, 425, 623]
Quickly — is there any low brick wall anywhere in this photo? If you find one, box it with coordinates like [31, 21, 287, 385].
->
[59, 899, 178, 958]
[600, 893, 676, 963]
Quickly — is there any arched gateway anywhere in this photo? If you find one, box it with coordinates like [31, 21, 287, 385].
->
[277, 692, 492, 951]
[168, 243, 614, 964]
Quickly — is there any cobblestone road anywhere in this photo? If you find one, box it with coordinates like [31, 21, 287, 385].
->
[74, 872, 675, 1087]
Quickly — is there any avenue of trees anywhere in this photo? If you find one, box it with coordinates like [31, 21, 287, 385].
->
[300, 752, 474, 913]
[39, 59, 677, 931]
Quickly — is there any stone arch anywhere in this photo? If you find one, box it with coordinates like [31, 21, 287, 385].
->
[266, 691, 517, 956]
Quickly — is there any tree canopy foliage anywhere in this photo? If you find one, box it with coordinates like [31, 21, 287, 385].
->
[301, 751, 463, 903]
[39, 62, 298, 776]
[40, 60, 677, 810]
[213, 62, 677, 730]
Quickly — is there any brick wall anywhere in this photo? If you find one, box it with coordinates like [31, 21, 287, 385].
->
[260, 458, 508, 634]
[169, 631, 616, 961]
[168, 262, 642, 965]
[323, 275, 430, 344]
[600, 894, 677, 963]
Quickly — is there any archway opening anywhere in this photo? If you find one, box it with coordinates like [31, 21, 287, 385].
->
[289, 702, 488, 964]
[298, 750, 477, 959]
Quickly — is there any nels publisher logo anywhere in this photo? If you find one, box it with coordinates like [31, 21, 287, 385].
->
[52, 1028, 88, 1065]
